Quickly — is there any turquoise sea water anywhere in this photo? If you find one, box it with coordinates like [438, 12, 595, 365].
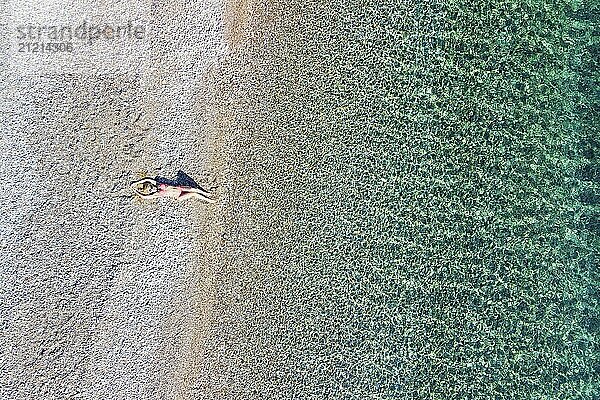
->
[206, 0, 599, 398]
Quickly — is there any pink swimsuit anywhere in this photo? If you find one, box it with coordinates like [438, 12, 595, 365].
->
[157, 183, 182, 198]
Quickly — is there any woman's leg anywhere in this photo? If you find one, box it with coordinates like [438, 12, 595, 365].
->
[177, 191, 216, 202]
[181, 186, 213, 196]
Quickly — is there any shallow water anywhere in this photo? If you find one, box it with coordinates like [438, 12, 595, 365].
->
[202, 0, 599, 398]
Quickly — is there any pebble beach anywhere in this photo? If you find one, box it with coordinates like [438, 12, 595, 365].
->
[0, 0, 598, 399]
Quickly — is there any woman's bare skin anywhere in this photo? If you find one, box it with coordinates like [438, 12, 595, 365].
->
[131, 178, 215, 203]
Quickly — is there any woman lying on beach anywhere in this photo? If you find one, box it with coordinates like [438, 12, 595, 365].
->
[131, 178, 215, 203]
